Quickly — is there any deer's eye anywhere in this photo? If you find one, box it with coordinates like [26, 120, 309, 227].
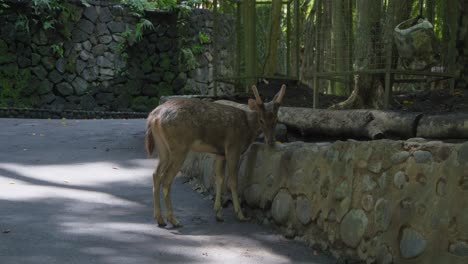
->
[259, 119, 265, 125]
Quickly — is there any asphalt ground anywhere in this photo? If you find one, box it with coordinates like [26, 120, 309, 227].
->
[0, 118, 336, 264]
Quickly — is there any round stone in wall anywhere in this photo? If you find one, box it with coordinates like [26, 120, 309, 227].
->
[56, 82, 74, 96]
[362, 174, 377, 192]
[244, 184, 262, 208]
[393, 171, 408, 189]
[271, 189, 292, 225]
[295, 195, 311, 225]
[376, 244, 393, 264]
[340, 209, 369, 248]
[334, 181, 350, 201]
[391, 151, 410, 165]
[449, 241, 468, 256]
[457, 142, 468, 165]
[413, 150, 432, 163]
[374, 198, 391, 231]
[436, 178, 447, 196]
[399, 227, 427, 259]
[361, 194, 374, 212]
[378, 172, 388, 189]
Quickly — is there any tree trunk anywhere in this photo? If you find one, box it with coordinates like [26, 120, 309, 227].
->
[332, 0, 347, 95]
[213, 100, 417, 139]
[263, 0, 283, 76]
[417, 113, 468, 138]
[330, 0, 384, 109]
[214, 100, 468, 140]
[426, 0, 436, 22]
[299, 0, 319, 86]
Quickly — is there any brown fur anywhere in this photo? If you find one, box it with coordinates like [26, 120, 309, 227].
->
[147, 85, 286, 227]
[145, 118, 155, 156]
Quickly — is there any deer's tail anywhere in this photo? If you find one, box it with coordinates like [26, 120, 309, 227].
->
[145, 117, 156, 156]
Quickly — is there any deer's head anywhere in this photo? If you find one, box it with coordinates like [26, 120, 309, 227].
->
[248, 84, 286, 146]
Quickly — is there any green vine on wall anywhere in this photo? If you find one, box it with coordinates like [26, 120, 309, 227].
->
[0, 67, 32, 107]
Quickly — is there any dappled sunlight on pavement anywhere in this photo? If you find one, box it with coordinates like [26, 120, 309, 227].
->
[0, 118, 336, 264]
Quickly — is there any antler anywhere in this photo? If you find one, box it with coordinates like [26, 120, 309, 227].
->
[251, 85, 263, 105]
[274, 84, 286, 104]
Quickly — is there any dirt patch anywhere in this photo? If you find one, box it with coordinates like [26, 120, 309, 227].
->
[253, 78, 468, 113]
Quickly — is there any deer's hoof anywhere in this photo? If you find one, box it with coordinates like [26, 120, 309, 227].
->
[215, 212, 224, 222]
[157, 221, 167, 227]
[171, 221, 183, 228]
[168, 217, 183, 228]
[155, 216, 167, 227]
[236, 212, 250, 222]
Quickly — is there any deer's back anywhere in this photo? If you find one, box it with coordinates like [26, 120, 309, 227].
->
[150, 99, 252, 153]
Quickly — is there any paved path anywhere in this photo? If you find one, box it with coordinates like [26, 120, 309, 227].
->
[0, 118, 336, 264]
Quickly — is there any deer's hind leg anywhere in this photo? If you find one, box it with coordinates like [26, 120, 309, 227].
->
[213, 156, 226, 222]
[161, 147, 189, 228]
[153, 129, 170, 227]
[153, 160, 168, 226]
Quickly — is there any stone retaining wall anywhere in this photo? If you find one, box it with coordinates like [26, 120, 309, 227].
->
[181, 139, 468, 264]
[0, 1, 224, 112]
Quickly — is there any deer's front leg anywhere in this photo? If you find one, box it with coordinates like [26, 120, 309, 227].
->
[225, 150, 249, 222]
[213, 156, 226, 222]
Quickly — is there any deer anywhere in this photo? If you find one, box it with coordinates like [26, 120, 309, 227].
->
[145, 84, 286, 227]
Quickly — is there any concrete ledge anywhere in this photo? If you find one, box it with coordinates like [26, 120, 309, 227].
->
[181, 139, 468, 263]
[0, 107, 147, 119]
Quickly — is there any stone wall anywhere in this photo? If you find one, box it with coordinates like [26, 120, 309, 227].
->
[0, 1, 223, 112]
[181, 139, 468, 264]
[184, 9, 235, 96]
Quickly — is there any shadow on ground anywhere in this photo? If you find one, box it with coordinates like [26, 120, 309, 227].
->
[0, 118, 336, 264]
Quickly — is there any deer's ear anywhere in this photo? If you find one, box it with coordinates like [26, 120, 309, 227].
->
[248, 99, 258, 110]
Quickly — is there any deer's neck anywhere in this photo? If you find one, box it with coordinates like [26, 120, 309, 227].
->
[246, 111, 261, 140]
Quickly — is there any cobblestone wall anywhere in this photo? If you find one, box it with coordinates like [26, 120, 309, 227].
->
[182, 139, 468, 264]
[0, 1, 226, 112]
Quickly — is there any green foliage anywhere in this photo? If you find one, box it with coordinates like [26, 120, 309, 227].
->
[120, 18, 155, 46]
[198, 32, 210, 44]
[121, 0, 200, 13]
[158, 83, 173, 96]
[179, 48, 199, 71]
[0, 0, 9, 14]
[0, 67, 31, 107]
[51, 43, 64, 58]
[131, 96, 159, 112]
[15, 15, 30, 33]
[190, 43, 204, 54]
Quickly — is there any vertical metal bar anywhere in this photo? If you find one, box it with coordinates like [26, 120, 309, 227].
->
[446, 0, 459, 94]
[384, 71, 391, 109]
[313, 76, 319, 108]
[294, 0, 300, 79]
[236, 1, 242, 92]
[251, 0, 257, 91]
[287, 2, 291, 76]
[213, 0, 218, 97]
